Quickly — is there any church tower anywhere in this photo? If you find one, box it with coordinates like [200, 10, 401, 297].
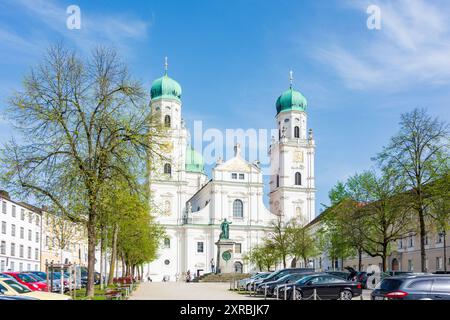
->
[149, 57, 188, 225]
[269, 71, 316, 223]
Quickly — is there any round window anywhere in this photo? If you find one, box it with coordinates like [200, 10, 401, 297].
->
[164, 259, 170, 265]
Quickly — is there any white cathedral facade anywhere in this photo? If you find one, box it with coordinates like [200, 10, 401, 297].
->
[145, 64, 316, 281]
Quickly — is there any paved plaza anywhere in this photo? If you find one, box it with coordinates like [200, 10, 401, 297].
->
[130, 281, 372, 300]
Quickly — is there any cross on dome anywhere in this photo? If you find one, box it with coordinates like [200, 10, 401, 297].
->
[289, 70, 293, 88]
[164, 56, 168, 74]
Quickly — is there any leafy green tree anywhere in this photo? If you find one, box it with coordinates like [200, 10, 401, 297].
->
[375, 108, 449, 271]
[265, 216, 290, 268]
[0, 44, 165, 296]
[287, 217, 318, 267]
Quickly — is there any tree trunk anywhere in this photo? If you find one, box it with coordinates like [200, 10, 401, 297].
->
[444, 233, 447, 273]
[121, 255, 125, 277]
[358, 249, 362, 272]
[418, 207, 427, 272]
[86, 211, 97, 298]
[99, 228, 104, 289]
[107, 223, 118, 285]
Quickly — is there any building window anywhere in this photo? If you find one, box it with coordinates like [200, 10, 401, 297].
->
[239, 174, 245, 180]
[10, 243, 15, 256]
[35, 232, 39, 243]
[408, 235, 414, 248]
[294, 126, 300, 138]
[408, 259, 413, 271]
[231, 173, 237, 179]
[36, 216, 40, 226]
[197, 242, 204, 253]
[27, 247, 31, 259]
[425, 234, 430, 245]
[235, 243, 242, 254]
[19, 263, 23, 272]
[12, 205, 16, 217]
[398, 239, 403, 249]
[164, 163, 172, 175]
[164, 259, 170, 265]
[28, 213, 32, 224]
[0, 260, 4, 272]
[295, 207, 301, 217]
[164, 115, 171, 128]
[11, 224, 15, 237]
[19, 245, 24, 258]
[35, 248, 39, 260]
[1, 221, 6, 234]
[164, 200, 171, 214]
[20, 227, 24, 239]
[10, 261, 15, 271]
[233, 199, 243, 218]
[0, 241, 5, 255]
[163, 238, 170, 249]
[437, 233, 444, 244]
[295, 172, 302, 185]
[20, 209, 24, 220]
[1, 201, 6, 214]
[276, 175, 280, 188]
[45, 236, 49, 247]
[28, 229, 32, 241]
[437, 257, 443, 270]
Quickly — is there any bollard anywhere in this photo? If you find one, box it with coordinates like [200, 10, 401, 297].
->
[264, 284, 267, 300]
[275, 286, 279, 300]
[292, 285, 296, 300]
[284, 284, 287, 300]
[313, 288, 317, 300]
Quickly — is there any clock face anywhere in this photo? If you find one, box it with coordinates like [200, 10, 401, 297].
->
[294, 151, 304, 163]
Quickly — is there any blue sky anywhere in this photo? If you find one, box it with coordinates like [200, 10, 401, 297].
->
[1, 0, 450, 215]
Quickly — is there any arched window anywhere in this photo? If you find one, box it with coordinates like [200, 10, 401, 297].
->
[164, 115, 171, 128]
[295, 172, 302, 185]
[294, 126, 300, 138]
[164, 238, 170, 249]
[276, 175, 280, 188]
[233, 199, 243, 218]
[164, 163, 171, 175]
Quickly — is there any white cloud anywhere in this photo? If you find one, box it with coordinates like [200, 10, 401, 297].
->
[1, 0, 150, 57]
[316, 0, 450, 91]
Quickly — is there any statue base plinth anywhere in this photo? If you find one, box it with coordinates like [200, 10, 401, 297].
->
[215, 239, 236, 274]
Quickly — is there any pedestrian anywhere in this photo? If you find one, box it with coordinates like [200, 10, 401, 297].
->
[210, 259, 215, 273]
[186, 270, 191, 282]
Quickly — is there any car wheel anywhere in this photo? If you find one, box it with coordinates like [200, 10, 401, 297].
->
[340, 290, 353, 300]
[292, 289, 303, 300]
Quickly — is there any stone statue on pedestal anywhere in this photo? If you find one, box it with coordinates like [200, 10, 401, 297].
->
[219, 218, 232, 240]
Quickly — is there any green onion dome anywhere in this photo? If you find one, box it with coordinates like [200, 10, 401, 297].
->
[150, 73, 182, 102]
[185, 146, 205, 174]
[276, 87, 307, 114]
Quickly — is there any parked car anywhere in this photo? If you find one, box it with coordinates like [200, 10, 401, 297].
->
[3, 272, 48, 292]
[81, 271, 101, 287]
[257, 273, 314, 296]
[371, 274, 450, 300]
[325, 271, 351, 280]
[0, 276, 71, 300]
[28, 271, 63, 292]
[250, 268, 315, 291]
[0, 294, 39, 300]
[278, 273, 362, 300]
[240, 272, 271, 290]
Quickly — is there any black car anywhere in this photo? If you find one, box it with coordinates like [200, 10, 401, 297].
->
[256, 273, 314, 296]
[371, 274, 450, 300]
[278, 274, 362, 300]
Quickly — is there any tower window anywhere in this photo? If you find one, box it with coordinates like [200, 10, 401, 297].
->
[295, 172, 302, 185]
[164, 115, 171, 128]
[164, 163, 172, 175]
[294, 126, 300, 138]
[276, 175, 280, 188]
[233, 199, 243, 218]
[164, 238, 170, 249]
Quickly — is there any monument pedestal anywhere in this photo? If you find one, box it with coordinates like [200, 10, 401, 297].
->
[215, 239, 236, 274]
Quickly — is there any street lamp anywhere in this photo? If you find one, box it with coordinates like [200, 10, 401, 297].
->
[438, 230, 447, 273]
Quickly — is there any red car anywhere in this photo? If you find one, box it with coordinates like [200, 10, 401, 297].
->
[3, 272, 48, 292]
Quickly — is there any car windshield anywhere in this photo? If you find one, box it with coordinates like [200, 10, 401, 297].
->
[0, 273, 14, 279]
[296, 275, 314, 285]
[4, 279, 32, 293]
[16, 274, 37, 283]
[26, 274, 44, 282]
[377, 279, 403, 291]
